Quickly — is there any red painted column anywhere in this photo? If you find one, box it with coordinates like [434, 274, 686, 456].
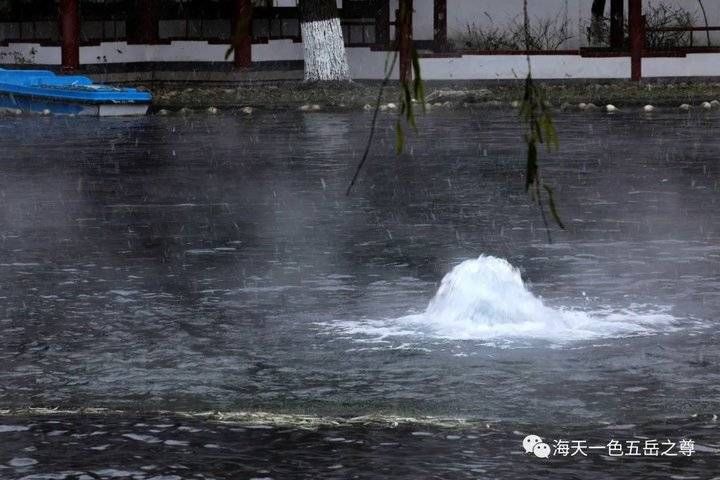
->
[136, 0, 159, 44]
[629, 0, 644, 81]
[59, 0, 80, 72]
[398, 0, 413, 82]
[433, 0, 447, 51]
[232, 0, 253, 68]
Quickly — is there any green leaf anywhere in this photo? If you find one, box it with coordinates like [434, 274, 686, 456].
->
[395, 120, 405, 154]
[544, 184, 566, 229]
[525, 140, 537, 192]
[404, 84, 417, 130]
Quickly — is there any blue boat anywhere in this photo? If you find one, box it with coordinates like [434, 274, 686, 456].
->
[0, 68, 152, 116]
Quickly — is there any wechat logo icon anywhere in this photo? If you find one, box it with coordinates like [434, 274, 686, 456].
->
[523, 434, 551, 458]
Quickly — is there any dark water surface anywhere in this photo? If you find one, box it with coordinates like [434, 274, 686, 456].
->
[0, 110, 718, 478]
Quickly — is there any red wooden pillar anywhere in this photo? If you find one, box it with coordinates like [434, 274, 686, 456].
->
[232, 0, 253, 68]
[59, 0, 80, 72]
[609, 0, 624, 48]
[135, 0, 159, 44]
[398, 0, 413, 82]
[433, 0, 447, 51]
[628, 0, 644, 81]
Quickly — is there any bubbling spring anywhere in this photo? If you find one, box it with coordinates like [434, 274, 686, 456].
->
[327, 256, 678, 347]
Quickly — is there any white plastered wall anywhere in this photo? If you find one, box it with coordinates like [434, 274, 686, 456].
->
[4, 39, 720, 80]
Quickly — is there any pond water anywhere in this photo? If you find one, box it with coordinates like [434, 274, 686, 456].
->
[0, 110, 718, 478]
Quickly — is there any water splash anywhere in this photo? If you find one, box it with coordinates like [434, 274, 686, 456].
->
[412, 256, 674, 342]
[324, 256, 677, 347]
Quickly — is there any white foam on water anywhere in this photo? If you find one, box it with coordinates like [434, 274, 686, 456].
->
[323, 256, 678, 347]
[121, 433, 161, 444]
[9, 457, 38, 467]
[0, 425, 31, 433]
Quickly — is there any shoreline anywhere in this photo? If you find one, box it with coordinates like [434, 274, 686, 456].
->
[149, 80, 720, 113]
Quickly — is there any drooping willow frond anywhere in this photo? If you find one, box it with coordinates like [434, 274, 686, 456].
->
[520, 0, 565, 238]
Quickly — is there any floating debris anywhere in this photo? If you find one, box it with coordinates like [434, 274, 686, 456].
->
[642, 105, 655, 112]
[605, 104, 619, 113]
[206, 106, 218, 114]
[157, 108, 169, 116]
[241, 106, 254, 114]
[679, 103, 692, 111]
[701, 101, 712, 110]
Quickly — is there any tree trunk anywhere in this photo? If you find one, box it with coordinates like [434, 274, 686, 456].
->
[398, 0, 413, 82]
[299, 0, 351, 82]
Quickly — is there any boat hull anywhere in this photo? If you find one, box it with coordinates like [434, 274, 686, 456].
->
[0, 68, 152, 117]
[98, 104, 150, 117]
[0, 92, 149, 117]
